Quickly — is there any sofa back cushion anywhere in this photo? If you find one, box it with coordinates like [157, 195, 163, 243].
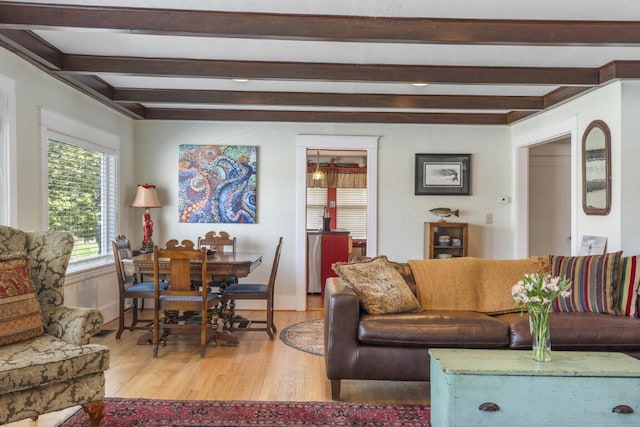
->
[408, 257, 549, 314]
[0, 253, 45, 345]
[550, 252, 621, 315]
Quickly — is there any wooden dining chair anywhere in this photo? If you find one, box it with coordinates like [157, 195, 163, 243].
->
[112, 235, 169, 339]
[152, 239, 220, 358]
[197, 230, 238, 289]
[222, 237, 283, 340]
[197, 230, 236, 254]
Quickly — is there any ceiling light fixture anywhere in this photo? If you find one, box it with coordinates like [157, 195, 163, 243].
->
[232, 78, 249, 82]
[312, 150, 326, 181]
[411, 82, 429, 87]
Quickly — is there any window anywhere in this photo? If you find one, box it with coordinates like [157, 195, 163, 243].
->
[336, 188, 367, 240]
[306, 187, 327, 230]
[42, 108, 118, 269]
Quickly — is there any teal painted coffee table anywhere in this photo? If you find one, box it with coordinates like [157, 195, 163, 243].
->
[429, 349, 640, 427]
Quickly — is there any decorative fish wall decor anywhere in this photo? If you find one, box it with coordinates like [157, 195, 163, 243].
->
[429, 207, 459, 221]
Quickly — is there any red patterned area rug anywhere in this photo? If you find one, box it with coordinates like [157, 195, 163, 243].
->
[60, 397, 431, 426]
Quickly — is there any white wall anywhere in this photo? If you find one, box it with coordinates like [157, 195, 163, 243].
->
[511, 82, 624, 254]
[620, 81, 640, 254]
[10, 34, 640, 317]
[1, 43, 559, 315]
[133, 121, 513, 310]
[0, 47, 136, 321]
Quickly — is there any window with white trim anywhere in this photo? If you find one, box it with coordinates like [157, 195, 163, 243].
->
[306, 187, 327, 230]
[336, 188, 367, 240]
[42, 109, 118, 269]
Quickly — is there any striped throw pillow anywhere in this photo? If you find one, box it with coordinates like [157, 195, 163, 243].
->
[615, 255, 639, 317]
[550, 252, 621, 314]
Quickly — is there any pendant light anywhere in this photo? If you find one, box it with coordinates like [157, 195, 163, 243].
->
[312, 150, 325, 181]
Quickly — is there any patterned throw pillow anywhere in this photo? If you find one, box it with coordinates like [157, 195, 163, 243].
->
[333, 256, 421, 315]
[615, 255, 640, 317]
[0, 253, 45, 345]
[550, 252, 621, 315]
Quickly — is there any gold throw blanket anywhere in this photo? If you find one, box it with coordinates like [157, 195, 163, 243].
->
[408, 257, 549, 314]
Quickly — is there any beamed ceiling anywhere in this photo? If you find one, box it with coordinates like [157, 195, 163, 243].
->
[2, 1, 640, 124]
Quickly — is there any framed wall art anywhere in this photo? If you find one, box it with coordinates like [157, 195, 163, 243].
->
[178, 145, 257, 223]
[415, 153, 471, 195]
[578, 235, 607, 255]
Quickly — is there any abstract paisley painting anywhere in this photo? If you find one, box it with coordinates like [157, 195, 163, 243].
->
[178, 145, 257, 223]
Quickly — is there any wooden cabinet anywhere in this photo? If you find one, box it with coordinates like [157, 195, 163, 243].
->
[425, 222, 468, 259]
[429, 349, 640, 427]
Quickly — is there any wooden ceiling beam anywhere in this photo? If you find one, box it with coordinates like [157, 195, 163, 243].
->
[62, 55, 599, 86]
[144, 108, 508, 124]
[542, 86, 593, 108]
[1, 2, 640, 45]
[113, 88, 542, 110]
[0, 28, 62, 69]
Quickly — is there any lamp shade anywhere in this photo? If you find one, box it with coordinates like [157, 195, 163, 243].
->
[131, 184, 162, 208]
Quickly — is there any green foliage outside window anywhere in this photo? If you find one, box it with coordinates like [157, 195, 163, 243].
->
[48, 139, 102, 259]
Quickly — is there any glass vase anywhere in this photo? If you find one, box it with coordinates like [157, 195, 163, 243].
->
[529, 306, 552, 362]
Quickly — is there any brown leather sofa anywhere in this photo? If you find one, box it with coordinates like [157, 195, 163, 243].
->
[324, 260, 640, 400]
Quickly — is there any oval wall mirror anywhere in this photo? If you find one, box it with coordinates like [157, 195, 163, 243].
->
[582, 120, 611, 215]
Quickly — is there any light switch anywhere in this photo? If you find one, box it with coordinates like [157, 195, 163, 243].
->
[486, 213, 493, 224]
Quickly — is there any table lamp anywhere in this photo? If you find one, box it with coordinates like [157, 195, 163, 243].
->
[131, 183, 162, 253]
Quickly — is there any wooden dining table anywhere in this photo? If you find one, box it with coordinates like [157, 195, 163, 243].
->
[131, 251, 263, 280]
[131, 251, 263, 346]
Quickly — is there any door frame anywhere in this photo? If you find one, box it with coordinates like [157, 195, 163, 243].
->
[295, 135, 379, 311]
[512, 117, 579, 257]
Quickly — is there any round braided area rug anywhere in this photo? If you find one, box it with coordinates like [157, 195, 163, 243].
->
[279, 318, 324, 356]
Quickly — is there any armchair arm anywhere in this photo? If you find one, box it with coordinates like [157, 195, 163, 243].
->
[323, 277, 361, 379]
[42, 305, 104, 345]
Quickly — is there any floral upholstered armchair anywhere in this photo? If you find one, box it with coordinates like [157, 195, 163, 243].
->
[0, 225, 110, 426]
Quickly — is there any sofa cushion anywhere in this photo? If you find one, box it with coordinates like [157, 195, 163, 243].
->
[333, 256, 421, 315]
[0, 254, 45, 346]
[615, 255, 639, 317]
[498, 311, 640, 351]
[0, 333, 110, 394]
[550, 252, 621, 315]
[358, 310, 509, 348]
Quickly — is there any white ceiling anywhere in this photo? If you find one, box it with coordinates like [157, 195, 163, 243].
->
[2, 0, 640, 123]
[9, 0, 640, 19]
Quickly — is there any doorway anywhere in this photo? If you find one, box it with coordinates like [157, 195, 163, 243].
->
[295, 135, 379, 311]
[528, 139, 571, 256]
[305, 149, 368, 310]
[513, 117, 578, 258]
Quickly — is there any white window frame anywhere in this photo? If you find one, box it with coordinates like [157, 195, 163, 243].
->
[0, 75, 17, 226]
[40, 108, 120, 272]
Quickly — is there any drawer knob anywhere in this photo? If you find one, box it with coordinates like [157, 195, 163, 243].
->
[612, 405, 634, 414]
[479, 402, 500, 412]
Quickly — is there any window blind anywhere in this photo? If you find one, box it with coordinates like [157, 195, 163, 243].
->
[306, 187, 327, 230]
[336, 188, 367, 240]
[47, 138, 117, 262]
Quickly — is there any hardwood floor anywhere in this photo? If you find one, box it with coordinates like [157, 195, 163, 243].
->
[7, 309, 429, 427]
